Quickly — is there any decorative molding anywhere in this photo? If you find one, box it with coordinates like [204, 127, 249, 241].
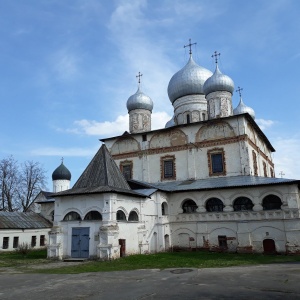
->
[112, 135, 247, 160]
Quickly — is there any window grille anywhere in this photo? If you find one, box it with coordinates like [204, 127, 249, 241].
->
[164, 160, 174, 178]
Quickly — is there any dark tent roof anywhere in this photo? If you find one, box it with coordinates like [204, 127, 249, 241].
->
[54, 144, 144, 198]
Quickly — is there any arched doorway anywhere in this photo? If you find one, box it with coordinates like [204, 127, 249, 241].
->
[263, 239, 276, 254]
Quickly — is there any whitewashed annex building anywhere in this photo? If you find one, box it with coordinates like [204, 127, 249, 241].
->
[38, 45, 300, 259]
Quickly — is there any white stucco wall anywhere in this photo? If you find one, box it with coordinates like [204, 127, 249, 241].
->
[0, 228, 50, 252]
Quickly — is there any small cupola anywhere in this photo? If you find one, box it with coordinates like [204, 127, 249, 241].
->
[52, 159, 71, 192]
[204, 51, 234, 119]
[127, 72, 153, 134]
[233, 87, 255, 119]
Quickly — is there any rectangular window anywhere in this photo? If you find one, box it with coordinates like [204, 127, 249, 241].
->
[31, 236, 36, 247]
[211, 153, 223, 173]
[252, 150, 258, 176]
[208, 148, 226, 176]
[120, 161, 133, 180]
[122, 165, 132, 180]
[40, 235, 45, 246]
[164, 160, 174, 178]
[142, 134, 147, 142]
[3, 237, 9, 249]
[13, 237, 19, 248]
[161, 155, 176, 180]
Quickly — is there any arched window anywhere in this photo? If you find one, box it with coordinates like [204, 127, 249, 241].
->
[116, 210, 127, 221]
[233, 197, 254, 211]
[84, 211, 102, 220]
[186, 114, 190, 124]
[50, 210, 54, 221]
[128, 211, 139, 221]
[206, 198, 224, 212]
[161, 202, 168, 215]
[182, 199, 198, 213]
[262, 195, 282, 210]
[63, 211, 81, 221]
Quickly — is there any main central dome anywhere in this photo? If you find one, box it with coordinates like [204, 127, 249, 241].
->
[167, 55, 212, 103]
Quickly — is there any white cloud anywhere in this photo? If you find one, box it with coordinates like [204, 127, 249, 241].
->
[256, 118, 275, 131]
[66, 111, 171, 137]
[31, 147, 96, 157]
[69, 115, 129, 136]
[272, 136, 300, 179]
[151, 111, 171, 130]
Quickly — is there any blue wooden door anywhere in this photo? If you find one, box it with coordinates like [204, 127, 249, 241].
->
[71, 227, 90, 258]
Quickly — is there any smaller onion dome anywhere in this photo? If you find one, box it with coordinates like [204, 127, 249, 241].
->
[168, 55, 213, 103]
[52, 162, 71, 181]
[203, 65, 234, 96]
[233, 97, 255, 119]
[126, 87, 153, 112]
[165, 117, 176, 128]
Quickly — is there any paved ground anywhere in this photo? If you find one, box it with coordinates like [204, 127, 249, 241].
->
[0, 263, 300, 299]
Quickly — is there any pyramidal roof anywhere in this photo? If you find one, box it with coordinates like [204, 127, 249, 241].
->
[54, 144, 142, 197]
[74, 144, 130, 189]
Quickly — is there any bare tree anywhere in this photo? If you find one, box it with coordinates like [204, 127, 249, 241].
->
[0, 156, 20, 211]
[18, 160, 47, 212]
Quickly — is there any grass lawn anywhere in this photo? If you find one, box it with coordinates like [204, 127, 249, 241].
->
[0, 249, 49, 268]
[1, 249, 299, 274]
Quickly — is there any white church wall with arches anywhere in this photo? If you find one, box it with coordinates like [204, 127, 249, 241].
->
[41, 42, 300, 259]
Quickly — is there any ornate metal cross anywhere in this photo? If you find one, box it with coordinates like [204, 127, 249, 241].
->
[212, 51, 220, 64]
[136, 72, 143, 84]
[184, 38, 197, 55]
[236, 86, 243, 97]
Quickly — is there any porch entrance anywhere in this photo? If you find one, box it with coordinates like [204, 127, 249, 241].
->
[263, 239, 276, 254]
[71, 227, 90, 258]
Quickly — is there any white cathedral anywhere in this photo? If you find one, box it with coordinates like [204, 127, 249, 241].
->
[36, 45, 300, 259]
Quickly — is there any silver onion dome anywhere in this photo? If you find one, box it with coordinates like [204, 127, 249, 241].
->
[165, 117, 176, 128]
[203, 65, 234, 96]
[167, 55, 213, 103]
[233, 97, 255, 119]
[126, 87, 153, 112]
